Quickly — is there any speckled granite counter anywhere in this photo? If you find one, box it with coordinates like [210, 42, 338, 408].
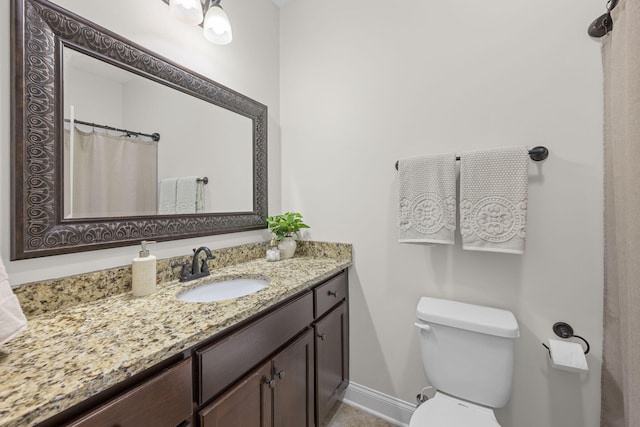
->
[0, 242, 351, 427]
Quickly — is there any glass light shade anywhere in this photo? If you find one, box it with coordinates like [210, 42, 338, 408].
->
[203, 5, 232, 45]
[169, 0, 204, 26]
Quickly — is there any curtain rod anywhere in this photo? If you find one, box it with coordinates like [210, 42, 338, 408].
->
[64, 118, 161, 142]
[394, 146, 549, 170]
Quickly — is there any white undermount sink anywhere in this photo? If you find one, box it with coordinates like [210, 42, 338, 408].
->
[177, 278, 268, 303]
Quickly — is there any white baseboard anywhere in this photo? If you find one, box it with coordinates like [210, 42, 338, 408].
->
[343, 382, 415, 427]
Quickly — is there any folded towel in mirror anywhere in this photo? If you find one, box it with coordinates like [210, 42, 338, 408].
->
[176, 177, 199, 214]
[158, 178, 177, 214]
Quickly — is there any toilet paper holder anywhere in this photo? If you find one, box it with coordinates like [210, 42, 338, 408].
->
[542, 322, 590, 356]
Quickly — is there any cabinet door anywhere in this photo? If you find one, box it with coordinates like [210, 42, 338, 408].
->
[199, 361, 273, 427]
[273, 330, 315, 427]
[315, 303, 348, 425]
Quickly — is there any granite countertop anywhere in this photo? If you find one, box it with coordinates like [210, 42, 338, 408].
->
[0, 245, 351, 427]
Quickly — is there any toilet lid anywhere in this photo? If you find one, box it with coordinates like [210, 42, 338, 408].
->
[409, 395, 500, 427]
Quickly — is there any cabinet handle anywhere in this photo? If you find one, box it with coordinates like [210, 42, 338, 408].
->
[275, 370, 285, 380]
[317, 333, 325, 341]
[265, 378, 276, 389]
[327, 290, 338, 297]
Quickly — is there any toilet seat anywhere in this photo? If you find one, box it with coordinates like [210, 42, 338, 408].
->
[409, 392, 501, 427]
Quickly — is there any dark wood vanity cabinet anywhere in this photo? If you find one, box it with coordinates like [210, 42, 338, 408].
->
[197, 270, 349, 427]
[196, 292, 314, 405]
[199, 330, 315, 427]
[42, 270, 349, 427]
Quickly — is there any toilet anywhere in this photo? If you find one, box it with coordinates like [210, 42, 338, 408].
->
[410, 296, 520, 427]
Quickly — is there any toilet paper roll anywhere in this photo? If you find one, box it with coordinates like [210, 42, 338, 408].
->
[548, 338, 588, 373]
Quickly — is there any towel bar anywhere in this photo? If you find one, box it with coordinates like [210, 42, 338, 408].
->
[394, 145, 549, 170]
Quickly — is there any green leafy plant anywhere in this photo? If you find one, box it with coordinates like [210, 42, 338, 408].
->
[266, 212, 310, 240]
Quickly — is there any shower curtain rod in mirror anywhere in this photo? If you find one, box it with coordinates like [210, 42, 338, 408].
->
[64, 118, 161, 142]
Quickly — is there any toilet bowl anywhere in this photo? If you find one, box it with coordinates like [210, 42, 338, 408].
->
[410, 296, 519, 427]
[409, 392, 500, 427]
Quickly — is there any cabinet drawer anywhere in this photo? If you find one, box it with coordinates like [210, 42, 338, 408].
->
[197, 292, 313, 405]
[314, 271, 347, 319]
[67, 358, 193, 427]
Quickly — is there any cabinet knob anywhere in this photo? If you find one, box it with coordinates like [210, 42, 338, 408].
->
[328, 290, 338, 297]
[275, 370, 285, 380]
[317, 333, 325, 341]
[265, 378, 276, 389]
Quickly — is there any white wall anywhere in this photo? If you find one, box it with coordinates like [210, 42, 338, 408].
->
[280, 1, 604, 426]
[123, 78, 253, 212]
[0, 0, 280, 285]
[64, 65, 125, 127]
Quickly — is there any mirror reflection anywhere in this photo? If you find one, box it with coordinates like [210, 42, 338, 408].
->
[12, 0, 268, 259]
[62, 47, 253, 218]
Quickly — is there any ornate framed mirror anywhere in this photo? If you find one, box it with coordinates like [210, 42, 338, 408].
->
[10, 0, 268, 260]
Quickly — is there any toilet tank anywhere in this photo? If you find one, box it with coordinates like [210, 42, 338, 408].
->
[416, 297, 519, 408]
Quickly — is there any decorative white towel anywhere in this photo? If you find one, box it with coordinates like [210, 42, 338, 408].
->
[459, 146, 529, 254]
[398, 153, 457, 244]
[176, 177, 199, 214]
[158, 178, 177, 214]
[0, 257, 27, 346]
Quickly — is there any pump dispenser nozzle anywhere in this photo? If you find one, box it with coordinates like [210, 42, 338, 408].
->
[139, 240, 156, 257]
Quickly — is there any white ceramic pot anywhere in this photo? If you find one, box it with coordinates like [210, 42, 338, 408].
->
[278, 237, 297, 259]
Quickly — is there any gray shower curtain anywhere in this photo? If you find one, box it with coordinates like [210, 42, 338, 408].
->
[601, 0, 640, 426]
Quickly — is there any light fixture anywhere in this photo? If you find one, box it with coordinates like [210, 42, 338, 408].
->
[169, 0, 204, 26]
[203, 2, 232, 45]
[165, 0, 232, 45]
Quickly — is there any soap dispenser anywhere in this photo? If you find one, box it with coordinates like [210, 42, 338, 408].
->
[132, 240, 157, 297]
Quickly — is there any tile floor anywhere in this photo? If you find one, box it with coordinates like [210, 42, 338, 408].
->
[325, 403, 397, 427]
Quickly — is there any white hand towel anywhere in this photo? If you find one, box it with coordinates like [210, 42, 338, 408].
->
[0, 257, 27, 346]
[459, 146, 529, 254]
[196, 179, 206, 213]
[158, 178, 177, 214]
[398, 153, 457, 244]
[176, 177, 198, 214]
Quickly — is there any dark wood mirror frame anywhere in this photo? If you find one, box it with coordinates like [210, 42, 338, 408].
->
[10, 0, 268, 260]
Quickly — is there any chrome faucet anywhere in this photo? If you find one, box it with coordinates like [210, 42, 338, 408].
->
[179, 246, 215, 282]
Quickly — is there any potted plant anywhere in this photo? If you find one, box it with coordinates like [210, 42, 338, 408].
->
[266, 212, 310, 259]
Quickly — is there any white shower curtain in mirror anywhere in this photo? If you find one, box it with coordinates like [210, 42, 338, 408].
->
[63, 129, 158, 218]
[601, 0, 640, 426]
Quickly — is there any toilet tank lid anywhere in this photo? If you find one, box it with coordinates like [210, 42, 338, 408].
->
[416, 297, 520, 338]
